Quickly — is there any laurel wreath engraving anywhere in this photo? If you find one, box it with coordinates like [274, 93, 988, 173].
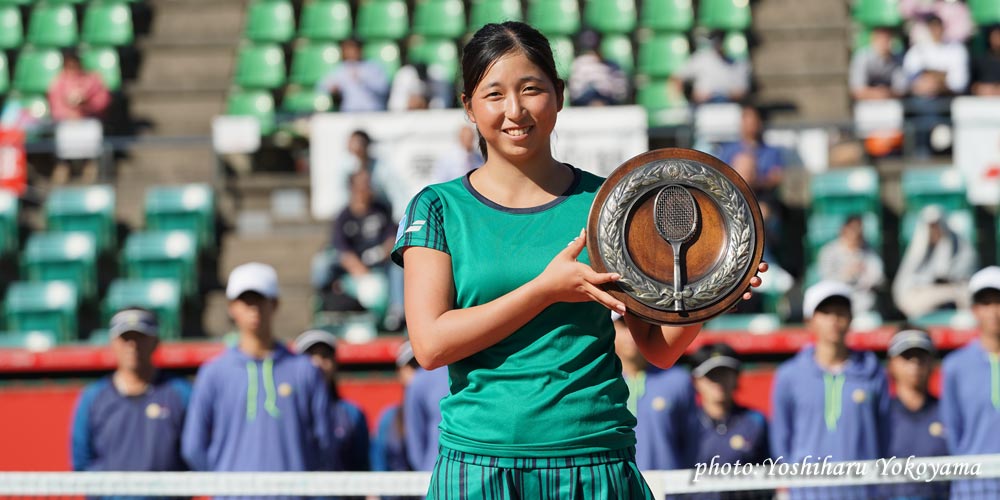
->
[598, 160, 755, 310]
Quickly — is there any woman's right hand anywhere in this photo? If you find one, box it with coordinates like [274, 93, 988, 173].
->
[532, 228, 626, 313]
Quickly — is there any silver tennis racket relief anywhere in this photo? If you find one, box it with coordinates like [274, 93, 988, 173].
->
[654, 185, 699, 311]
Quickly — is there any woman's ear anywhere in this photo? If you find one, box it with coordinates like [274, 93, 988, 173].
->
[461, 93, 476, 124]
[555, 79, 566, 112]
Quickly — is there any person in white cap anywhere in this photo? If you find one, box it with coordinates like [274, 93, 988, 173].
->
[293, 329, 370, 472]
[182, 263, 333, 486]
[770, 281, 890, 500]
[892, 204, 977, 319]
[371, 341, 421, 496]
[941, 265, 1000, 498]
[70, 307, 191, 476]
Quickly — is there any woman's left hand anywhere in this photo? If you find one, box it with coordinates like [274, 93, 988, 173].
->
[742, 262, 769, 300]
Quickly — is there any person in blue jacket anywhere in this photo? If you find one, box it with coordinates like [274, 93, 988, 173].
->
[770, 281, 891, 500]
[882, 325, 949, 500]
[613, 312, 698, 470]
[181, 263, 332, 482]
[942, 266, 1000, 499]
[71, 308, 190, 476]
[294, 329, 370, 472]
[371, 341, 421, 500]
[403, 358, 449, 472]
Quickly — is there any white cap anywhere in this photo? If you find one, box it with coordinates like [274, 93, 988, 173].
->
[109, 308, 159, 338]
[802, 280, 853, 319]
[970, 266, 1000, 300]
[293, 329, 338, 354]
[226, 262, 280, 300]
[888, 328, 936, 357]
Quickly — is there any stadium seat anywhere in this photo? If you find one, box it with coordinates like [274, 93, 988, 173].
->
[805, 211, 881, 261]
[289, 41, 340, 87]
[355, 0, 408, 41]
[226, 89, 276, 136]
[584, 0, 637, 35]
[362, 40, 401, 79]
[599, 34, 634, 76]
[0, 0, 31, 6]
[234, 43, 286, 90]
[527, 0, 580, 37]
[549, 35, 574, 79]
[144, 184, 217, 254]
[970, 0, 1000, 25]
[911, 309, 976, 329]
[81, 1, 134, 46]
[0, 52, 7, 94]
[102, 279, 182, 340]
[281, 86, 333, 113]
[637, 32, 689, 78]
[469, 0, 522, 31]
[26, 2, 78, 47]
[640, 0, 694, 32]
[724, 31, 749, 61]
[901, 166, 967, 212]
[80, 46, 121, 91]
[3, 281, 80, 343]
[44, 185, 116, 255]
[704, 312, 781, 334]
[22, 232, 98, 303]
[0, 330, 57, 350]
[412, 0, 466, 39]
[244, 0, 295, 44]
[853, 0, 903, 28]
[408, 37, 459, 82]
[697, 0, 751, 31]
[299, 0, 352, 41]
[809, 166, 880, 216]
[12, 46, 62, 94]
[635, 78, 689, 126]
[0, 5, 23, 50]
[0, 190, 18, 257]
[122, 230, 198, 300]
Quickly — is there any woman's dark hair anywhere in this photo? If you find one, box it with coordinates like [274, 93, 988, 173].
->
[461, 21, 563, 159]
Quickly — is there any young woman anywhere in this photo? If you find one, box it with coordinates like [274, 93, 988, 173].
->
[392, 21, 765, 499]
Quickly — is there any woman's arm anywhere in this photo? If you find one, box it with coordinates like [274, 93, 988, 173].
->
[402, 229, 624, 369]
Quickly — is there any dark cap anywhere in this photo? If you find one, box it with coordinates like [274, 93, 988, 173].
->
[691, 343, 741, 378]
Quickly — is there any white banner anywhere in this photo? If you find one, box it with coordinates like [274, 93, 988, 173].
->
[309, 106, 648, 220]
[953, 96, 1000, 206]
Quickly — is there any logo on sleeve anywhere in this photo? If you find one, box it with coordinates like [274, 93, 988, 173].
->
[405, 220, 426, 234]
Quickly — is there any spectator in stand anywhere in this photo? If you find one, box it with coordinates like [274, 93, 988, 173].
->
[900, 0, 973, 45]
[893, 205, 977, 319]
[293, 329, 370, 472]
[403, 362, 449, 472]
[716, 105, 784, 195]
[434, 125, 484, 183]
[881, 325, 949, 500]
[182, 263, 333, 482]
[71, 308, 190, 474]
[48, 49, 111, 122]
[371, 341, 421, 500]
[316, 38, 390, 113]
[567, 29, 629, 106]
[849, 26, 907, 100]
[942, 266, 1000, 498]
[770, 281, 891, 500]
[971, 24, 1000, 96]
[670, 30, 750, 105]
[613, 312, 698, 470]
[903, 14, 969, 97]
[388, 62, 453, 111]
[817, 215, 885, 315]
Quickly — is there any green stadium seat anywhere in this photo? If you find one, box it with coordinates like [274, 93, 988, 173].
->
[805, 211, 881, 261]
[355, 0, 408, 41]
[0, 0, 32, 6]
[0, 330, 57, 350]
[234, 43, 286, 90]
[527, 0, 580, 37]
[0, 92, 50, 142]
[122, 230, 199, 300]
[44, 185, 116, 255]
[0, 5, 23, 50]
[0, 52, 7, 94]
[408, 37, 459, 82]
[469, 0, 522, 31]
[704, 312, 781, 334]
[584, 0, 637, 34]
[599, 34, 634, 76]
[244, 0, 295, 44]
[281, 86, 333, 113]
[698, 0, 751, 31]
[901, 166, 967, 212]
[724, 31, 749, 61]
[26, 2, 78, 47]
[299, 0, 352, 41]
[144, 184, 217, 254]
[809, 166, 880, 216]
[0, 190, 18, 257]
[899, 207, 975, 250]
[640, 0, 694, 32]
[637, 32, 689, 78]
[362, 40, 401, 79]
[226, 89, 276, 135]
[911, 309, 976, 329]
[81, 1, 134, 46]
[853, 0, 903, 28]
[289, 41, 340, 86]
[549, 35, 574, 80]
[22, 232, 98, 303]
[80, 46, 121, 91]
[412, 0, 466, 39]
[12, 46, 62, 94]
[635, 78, 689, 126]
[970, 0, 1000, 25]
[102, 279, 182, 340]
[3, 281, 79, 343]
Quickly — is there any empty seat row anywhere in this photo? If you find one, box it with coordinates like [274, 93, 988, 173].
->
[0, 1, 133, 49]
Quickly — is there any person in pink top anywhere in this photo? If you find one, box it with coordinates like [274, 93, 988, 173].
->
[48, 49, 111, 122]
